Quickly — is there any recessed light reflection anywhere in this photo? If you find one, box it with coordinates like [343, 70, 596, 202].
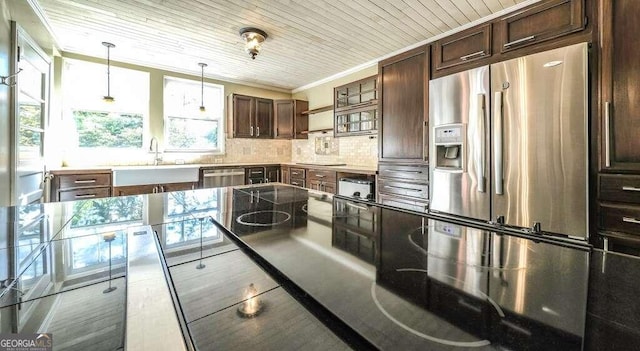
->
[543, 60, 563, 68]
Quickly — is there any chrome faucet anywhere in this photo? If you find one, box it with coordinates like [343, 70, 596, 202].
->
[150, 137, 162, 165]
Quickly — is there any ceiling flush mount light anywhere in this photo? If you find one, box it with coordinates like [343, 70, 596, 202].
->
[198, 62, 207, 112]
[102, 41, 116, 103]
[239, 27, 268, 60]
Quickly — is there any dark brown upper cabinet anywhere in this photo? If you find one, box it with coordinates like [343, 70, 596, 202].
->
[378, 45, 429, 164]
[334, 75, 378, 136]
[497, 0, 585, 53]
[231, 94, 273, 138]
[274, 99, 309, 139]
[599, 0, 640, 172]
[432, 24, 492, 73]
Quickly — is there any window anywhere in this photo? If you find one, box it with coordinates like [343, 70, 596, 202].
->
[163, 190, 223, 248]
[63, 59, 149, 149]
[164, 76, 224, 152]
[64, 196, 144, 273]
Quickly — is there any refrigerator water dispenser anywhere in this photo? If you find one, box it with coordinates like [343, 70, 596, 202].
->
[434, 124, 465, 172]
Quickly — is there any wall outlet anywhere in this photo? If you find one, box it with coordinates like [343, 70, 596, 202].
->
[175, 159, 185, 165]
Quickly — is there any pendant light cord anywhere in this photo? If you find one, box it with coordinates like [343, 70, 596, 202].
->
[200, 65, 204, 107]
[106, 46, 111, 97]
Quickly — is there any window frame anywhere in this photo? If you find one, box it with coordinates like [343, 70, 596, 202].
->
[163, 75, 225, 154]
[62, 58, 150, 151]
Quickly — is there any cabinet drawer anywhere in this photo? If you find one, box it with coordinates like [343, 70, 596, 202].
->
[290, 179, 306, 188]
[378, 164, 429, 183]
[59, 187, 111, 201]
[246, 167, 265, 177]
[433, 24, 491, 71]
[290, 167, 306, 179]
[599, 203, 640, 235]
[600, 175, 640, 205]
[58, 173, 111, 189]
[378, 193, 429, 213]
[378, 178, 429, 200]
[307, 169, 337, 182]
[498, 0, 585, 53]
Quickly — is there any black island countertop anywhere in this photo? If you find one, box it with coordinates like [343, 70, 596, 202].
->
[0, 184, 638, 350]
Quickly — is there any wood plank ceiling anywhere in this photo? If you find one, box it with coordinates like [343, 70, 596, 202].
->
[37, 0, 530, 90]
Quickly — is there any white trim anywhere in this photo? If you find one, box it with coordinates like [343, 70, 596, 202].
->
[25, 0, 62, 52]
[291, 0, 542, 93]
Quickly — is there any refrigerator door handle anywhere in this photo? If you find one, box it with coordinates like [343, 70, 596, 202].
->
[494, 91, 504, 195]
[477, 94, 486, 193]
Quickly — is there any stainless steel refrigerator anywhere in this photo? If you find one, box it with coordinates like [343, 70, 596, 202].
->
[429, 43, 588, 239]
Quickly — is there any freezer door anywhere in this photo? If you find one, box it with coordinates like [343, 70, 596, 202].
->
[490, 43, 588, 238]
[429, 66, 490, 220]
[488, 234, 589, 347]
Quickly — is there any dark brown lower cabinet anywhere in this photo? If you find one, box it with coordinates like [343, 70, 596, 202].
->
[114, 182, 197, 196]
[377, 163, 429, 212]
[50, 170, 112, 202]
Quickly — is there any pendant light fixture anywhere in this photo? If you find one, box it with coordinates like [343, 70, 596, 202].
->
[198, 62, 207, 112]
[239, 27, 268, 60]
[102, 41, 116, 103]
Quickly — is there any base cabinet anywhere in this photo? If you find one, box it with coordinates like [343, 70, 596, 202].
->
[50, 171, 112, 202]
[114, 182, 197, 196]
[597, 0, 640, 252]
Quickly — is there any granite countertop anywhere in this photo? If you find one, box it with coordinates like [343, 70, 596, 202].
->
[2, 184, 637, 350]
[49, 162, 378, 175]
[282, 162, 377, 174]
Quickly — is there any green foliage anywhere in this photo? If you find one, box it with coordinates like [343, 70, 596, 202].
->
[72, 110, 143, 148]
[168, 119, 197, 148]
[19, 104, 42, 147]
[70, 196, 143, 228]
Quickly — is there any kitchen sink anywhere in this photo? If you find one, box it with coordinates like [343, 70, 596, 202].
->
[112, 165, 200, 186]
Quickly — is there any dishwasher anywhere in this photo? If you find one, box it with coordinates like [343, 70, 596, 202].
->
[202, 168, 245, 188]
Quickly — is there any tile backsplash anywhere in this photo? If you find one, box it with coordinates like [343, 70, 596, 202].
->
[57, 133, 377, 168]
[292, 133, 378, 168]
[59, 136, 292, 166]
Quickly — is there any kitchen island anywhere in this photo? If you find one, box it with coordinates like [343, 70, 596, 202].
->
[0, 184, 637, 350]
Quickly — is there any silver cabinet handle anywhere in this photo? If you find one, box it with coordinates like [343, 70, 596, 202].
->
[503, 35, 536, 48]
[622, 186, 640, 192]
[161, 185, 165, 192]
[75, 179, 96, 184]
[623, 217, 640, 225]
[250, 126, 254, 136]
[477, 93, 486, 193]
[75, 194, 96, 199]
[460, 51, 486, 61]
[152, 186, 158, 193]
[346, 203, 368, 211]
[494, 91, 504, 195]
[256, 126, 260, 137]
[315, 174, 326, 178]
[384, 169, 423, 174]
[384, 185, 422, 192]
[604, 101, 611, 167]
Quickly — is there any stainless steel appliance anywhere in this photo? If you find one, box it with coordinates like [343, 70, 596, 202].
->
[429, 43, 588, 239]
[202, 168, 245, 188]
[338, 177, 375, 200]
